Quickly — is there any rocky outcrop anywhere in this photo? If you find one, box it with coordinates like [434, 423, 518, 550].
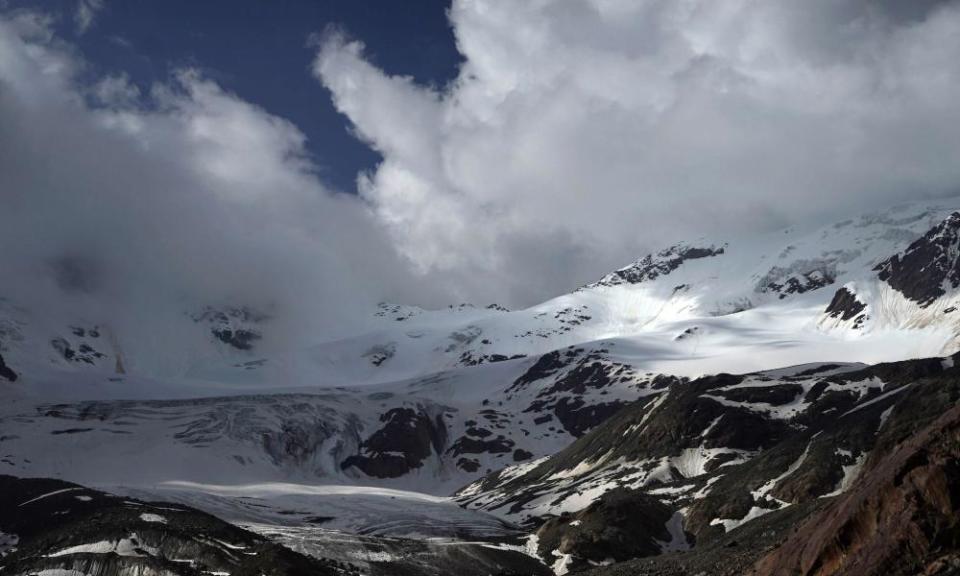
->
[0, 353, 16, 382]
[0, 475, 345, 576]
[586, 244, 726, 288]
[536, 489, 676, 572]
[758, 260, 837, 299]
[341, 407, 450, 478]
[823, 284, 868, 328]
[875, 211, 960, 307]
[752, 399, 960, 576]
[461, 356, 960, 573]
[192, 306, 267, 351]
[507, 346, 677, 438]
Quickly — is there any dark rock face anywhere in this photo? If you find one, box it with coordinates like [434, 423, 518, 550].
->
[752, 402, 960, 576]
[341, 407, 449, 478]
[513, 448, 533, 462]
[759, 262, 836, 299]
[0, 353, 16, 382]
[587, 244, 726, 288]
[50, 334, 106, 365]
[824, 285, 868, 327]
[449, 435, 514, 456]
[550, 397, 628, 438]
[875, 211, 960, 307]
[193, 306, 268, 351]
[507, 346, 673, 438]
[0, 475, 345, 576]
[212, 328, 261, 350]
[713, 383, 804, 406]
[462, 357, 960, 574]
[458, 351, 526, 366]
[536, 489, 676, 572]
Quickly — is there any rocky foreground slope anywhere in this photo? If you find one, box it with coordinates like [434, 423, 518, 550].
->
[0, 475, 549, 576]
[459, 355, 960, 575]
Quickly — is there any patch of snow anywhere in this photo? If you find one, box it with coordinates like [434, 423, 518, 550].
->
[551, 549, 574, 575]
[878, 405, 896, 431]
[821, 451, 868, 498]
[712, 444, 810, 532]
[18, 487, 82, 507]
[841, 384, 912, 417]
[47, 534, 157, 558]
[656, 510, 690, 552]
[350, 550, 397, 562]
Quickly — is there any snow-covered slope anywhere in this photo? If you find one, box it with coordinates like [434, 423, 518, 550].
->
[179, 200, 960, 389]
[2, 202, 960, 489]
[4, 200, 960, 392]
[6, 200, 960, 575]
[0, 343, 671, 495]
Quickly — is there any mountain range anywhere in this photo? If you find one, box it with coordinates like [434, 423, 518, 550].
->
[5, 200, 960, 575]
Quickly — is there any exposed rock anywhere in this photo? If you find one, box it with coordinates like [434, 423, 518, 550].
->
[513, 448, 534, 462]
[536, 489, 675, 572]
[50, 337, 106, 365]
[758, 260, 838, 299]
[753, 400, 960, 576]
[363, 343, 396, 367]
[341, 407, 449, 478]
[212, 328, 261, 350]
[0, 475, 345, 576]
[509, 347, 666, 437]
[193, 306, 268, 351]
[0, 353, 16, 382]
[875, 211, 960, 307]
[449, 435, 514, 457]
[586, 244, 726, 288]
[824, 285, 868, 327]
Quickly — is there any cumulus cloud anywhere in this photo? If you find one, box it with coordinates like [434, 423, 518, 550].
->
[0, 11, 437, 347]
[315, 0, 960, 305]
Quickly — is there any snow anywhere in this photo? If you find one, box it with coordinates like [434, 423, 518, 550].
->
[752, 444, 810, 503]
[878, 405, 896, 431]
[711, 444, 810, 532]
[116, 482, 514, 540]
[18, 488, 82, 507]
[551, 549, 575, 575]
[671, 447, 751, 479]
[821, 450, 868, 498]
[3, 199, 960, 556]
[47, 534, 157, 558]
[139, 513, 167, 523]
[841, 384, 913, 417]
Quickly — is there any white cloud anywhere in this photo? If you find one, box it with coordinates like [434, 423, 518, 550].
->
[0, 12, 436, 343]
[315, 0, 960, 305]
[75, 0, 104, 35]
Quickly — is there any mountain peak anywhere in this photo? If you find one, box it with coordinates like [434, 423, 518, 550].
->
[586, 242, 727, 289]
[875, 211, 960, 308]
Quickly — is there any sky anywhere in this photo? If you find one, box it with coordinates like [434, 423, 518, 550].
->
[2, 0, 960, 339]
[1, 0, 462, 193]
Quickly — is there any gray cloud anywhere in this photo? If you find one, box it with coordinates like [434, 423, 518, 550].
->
[4, 0, 960, 339]
[315, 0, 960, 306]
[0, 12, 440, 346]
